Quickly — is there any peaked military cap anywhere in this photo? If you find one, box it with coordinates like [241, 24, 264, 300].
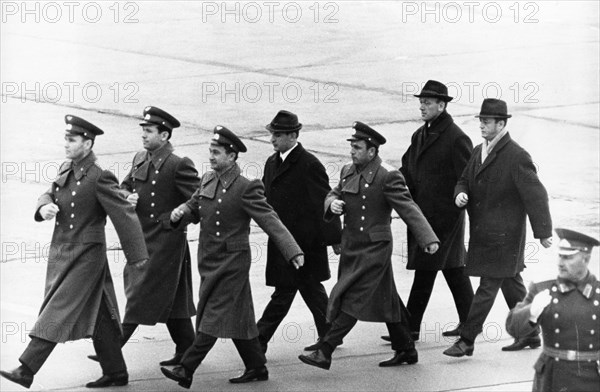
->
[139, 106, 181, 131]
[265, 110, 302, 133]
[475, 98, 512, 119]
[555, 228, 600, 256]
[65, 114, 104, 140]
[414, 80, 453, 102]
[347, 121, 386, 147]
[211, 125, 247, 153]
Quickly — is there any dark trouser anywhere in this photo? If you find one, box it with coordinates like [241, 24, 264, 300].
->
[460, 273, 536, 342]
[407, 267, 474, 332]
[122, 318, 195, 354]
[19, 296, 126, 375]
[323, 308, 414, 354]
[180, 331, 266, 373]
[257, 280, 329, 345]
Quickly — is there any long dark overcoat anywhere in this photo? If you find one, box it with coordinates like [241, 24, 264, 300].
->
[178, 164, 303, 339]
[324, 156, 439, 323]
[455, 133, 552, 278]
[262, 143, 341, 287]
[120, 142, 198, 324]
[32, 152, 148, 343]
[401, 111, 473, 270]
[506, 273, 600, 392]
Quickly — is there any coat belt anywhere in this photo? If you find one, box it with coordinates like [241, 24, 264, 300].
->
[543, 346, 600, 361]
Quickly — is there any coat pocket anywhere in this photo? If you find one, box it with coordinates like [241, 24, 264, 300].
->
[226, 240, 249, 253]
[369, 225, 392, 243]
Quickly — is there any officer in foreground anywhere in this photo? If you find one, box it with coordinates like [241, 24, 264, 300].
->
[506, 228, 600, 392]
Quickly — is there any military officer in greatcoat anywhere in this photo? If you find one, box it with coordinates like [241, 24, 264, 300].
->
[298, 122, 440, 371]
[117, 106, 198, 365]
[161, 126, 304, 389]
[0, 115, 148, 389]
[506, 228, 600, 392]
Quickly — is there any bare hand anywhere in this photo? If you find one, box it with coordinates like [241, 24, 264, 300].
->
[332, 244, 342, 255]
[529, 289, 552, 321]
[171, 207, 185, 222]
[424, 242, 440, 254]
[39, 203, 60, 220]
[291, 255, 304, 269]
[127, 193, 139, 207]
[455, 192, 469, 208]
[330, 200, 345, 215]
[540, 237, 552, 248]
[132, 258, 148, 269]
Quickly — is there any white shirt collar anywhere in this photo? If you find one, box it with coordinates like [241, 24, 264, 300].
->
[280, 142, 299, 162]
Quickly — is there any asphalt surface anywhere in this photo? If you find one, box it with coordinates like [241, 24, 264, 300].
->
[1, 1, 599, 391]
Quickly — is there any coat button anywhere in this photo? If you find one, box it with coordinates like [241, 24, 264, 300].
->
[69, 224, 73, 229]
[155, 170, 159, 174]
[216, 221, 220, 226]
[365, 184, 369, 188]
[77, 181, 80, 186]
[72, 191, 76, 196]
[590, 344, 594, 349]
[152, 180, 156, 185]
[223, 189, 226, 193]
[216, 211, 220, 215]
[71, 202, 74, 207]
[362, 195, 366, 199]
[594, 300, 599, 306]
[554, 313, 559, 319]
[593, 315, 597, 320]
[56, 222, 59, 226]
[216, 232, 220, 236]
[151, 203, 155, 207]
[554, 343, 560, 348]
[553, 298, 559, 304]
[554, 328, 560, 333]
[360, 227, 363, 231]
[151, 192, 155, 197]
[362, 206, 366, 210]
[591, 330, 595, 335]
[55, 187, 59, 191]
[150, 214, 154, 218]
[70, 214, 74, 218]
[552, 286, 557, 292]
[218, 199, 222, 203]
[361, 216, 365, 220]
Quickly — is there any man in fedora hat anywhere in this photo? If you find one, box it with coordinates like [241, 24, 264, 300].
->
[256, 110, 342, 354]
[299, 122, 439, 370]
[444, 98, 553, 357]
[506, 228, 600, 392]
[116, 106, 199, 365]
[161, 126, 304, 388]
[382, 80, 474, 343]
[0, 115, 149, 389]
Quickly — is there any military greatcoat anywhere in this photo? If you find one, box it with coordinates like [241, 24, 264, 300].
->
[324, 156, 439, 323]
[120, 142, 198, 324]
[32, 152, 148, 343]
[178, 164, 303, 339]
[506, 273, 600, 392]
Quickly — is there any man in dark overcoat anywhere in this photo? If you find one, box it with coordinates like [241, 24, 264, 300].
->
[118, 106, 198, 365]
[256, 110, 342, 353]
[398, 80, 474, 339]
[444, 99, 553, 357]
[161, 126, 304, 389]
[298, 122, 439, 370]
[506, 228, 600, 392]
[0, 115, 148, 389]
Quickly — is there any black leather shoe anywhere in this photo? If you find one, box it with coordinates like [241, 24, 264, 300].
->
[501, 336, 541, 351]
[228, 366, 269, 383]
[87, 354, 99, 362]
[85, 371, 128, 388]
[161, 365, 193, 389]
[0, 366, 34, 389]
[381, 335, 391, 342]
[379, 349, 418, 367]
[298, 349, 331, 370]
[159, 353, 184, 366]
[304, 338, 323, 351]
[443, 339, 474, 357]
[442, 325, 462, 337]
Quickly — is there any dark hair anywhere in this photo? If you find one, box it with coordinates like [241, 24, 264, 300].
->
[157, 124, 172, 140]
[364, 140, 379, 155]
[494, 118, 508, 127]
[222, 144, 239, 161]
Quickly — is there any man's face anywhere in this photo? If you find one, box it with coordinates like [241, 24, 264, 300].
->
[350, 140, 373, 167]
[209, 144, 235, 172]
[419, 98, 444, 122]
[270, 131, 296, 153]
[479, 118, 504, 141]
[557, 252, 590, 281]
[141, 125, 168, 151]
[64, 134, 90, 161]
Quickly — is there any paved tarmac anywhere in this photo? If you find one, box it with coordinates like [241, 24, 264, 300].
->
[1, 1, 599, 391]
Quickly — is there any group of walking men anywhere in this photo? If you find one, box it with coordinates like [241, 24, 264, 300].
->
[1, 80, 598, 392]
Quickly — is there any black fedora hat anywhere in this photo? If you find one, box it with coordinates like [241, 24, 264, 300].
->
[265, 110, 302, 133]
[414, 80, 453, 102]
[475, 98, 512, 119]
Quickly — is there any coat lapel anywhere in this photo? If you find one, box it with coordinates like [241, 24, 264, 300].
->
[199, 171, 217, 199]
[54, 161, 72, 187]
[417, 111, 453, 160]
[476, 133, 512, 177]
[273, 143, 303, 181]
